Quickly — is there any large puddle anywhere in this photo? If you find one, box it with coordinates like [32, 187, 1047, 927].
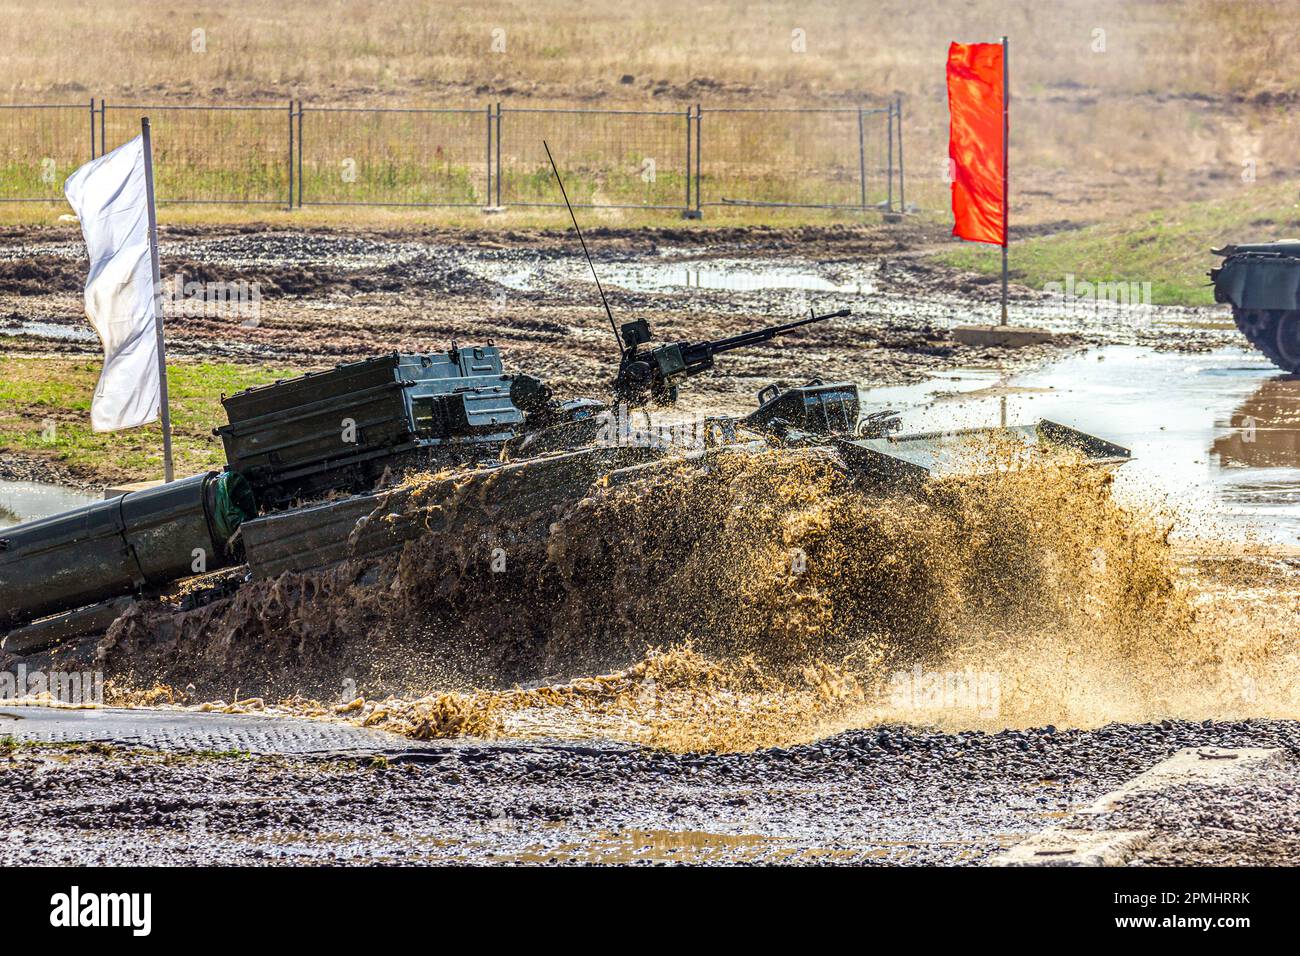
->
[484, 254, 1221, 338]
[864, 345, 1300, 544]
[489, 255, 875, 298]
[0, 321, 95, 343]
[579, 261, 874, 295]
[0, 480, 100, 529]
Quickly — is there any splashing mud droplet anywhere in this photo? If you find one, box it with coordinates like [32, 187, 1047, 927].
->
[103, 439, 1299, 751]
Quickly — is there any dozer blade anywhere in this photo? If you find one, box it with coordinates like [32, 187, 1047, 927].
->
[837, 419, 1131, 487]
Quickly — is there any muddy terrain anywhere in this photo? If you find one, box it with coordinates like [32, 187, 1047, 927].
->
[3, 719, 1296, 866]
[0, 221, 1230, 417]
[5, 221, 1297, 868]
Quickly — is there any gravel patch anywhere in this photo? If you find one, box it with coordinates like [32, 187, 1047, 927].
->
[3, 717, 1296, 865]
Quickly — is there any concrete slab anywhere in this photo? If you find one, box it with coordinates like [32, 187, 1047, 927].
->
[0, 703, 634, 759]
[1081, 747, 1283, 814]
[952, 324, 1057, 348]
[103, 479, 165, 499]
[988, 747, 1285, 867]
[0, 704, 418, 755]
[992, 829, 1150, 867]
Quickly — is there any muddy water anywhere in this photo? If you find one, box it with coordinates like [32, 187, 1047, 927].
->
[0, 321, 94, 343]
[865, 345, 1300, 544]
[580, 260, 875, 295]
[0, 480, 99, 529]
[499, 254, 1220, 336]
[480, 253, 876, 296]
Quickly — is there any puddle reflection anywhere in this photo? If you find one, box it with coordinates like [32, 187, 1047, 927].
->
[864, 347, 1300, 543]
[0, 480, 100, 529]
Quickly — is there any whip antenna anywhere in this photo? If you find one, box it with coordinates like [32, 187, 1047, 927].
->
[544, 140, 621, 354]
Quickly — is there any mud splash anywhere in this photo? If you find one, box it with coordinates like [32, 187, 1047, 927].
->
[97, 437, 1300, 752]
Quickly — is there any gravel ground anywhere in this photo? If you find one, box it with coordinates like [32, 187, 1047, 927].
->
[1089, 757, 1300, 866]
[0, 453, 103, 493]
[3, 718, 1296, 866]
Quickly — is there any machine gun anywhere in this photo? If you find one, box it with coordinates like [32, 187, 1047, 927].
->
[541, 141, 850, 405]
[613, 309, 849, 405]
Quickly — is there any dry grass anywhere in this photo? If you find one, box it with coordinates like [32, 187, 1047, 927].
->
[0, 0, 1298, 228]
[3, 0, 1297, 105]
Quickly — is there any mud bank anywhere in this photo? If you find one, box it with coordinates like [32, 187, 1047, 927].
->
[0, 224, 1088, 412]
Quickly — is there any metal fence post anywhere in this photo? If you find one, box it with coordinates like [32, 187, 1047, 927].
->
[896, 95, 905, 213]
[99, 99, 105, 156]
[886, 102, 894, 213]
[485, 104, 492, 208]
[89, 98, 96, 159]
[857, 107, 867, 210]
[694, 103, 702, 215]
[495, 102, 502, 207]
[287, 98, 294, 210]
[684, 106, 691, 214]
[295, 98, 301, 208]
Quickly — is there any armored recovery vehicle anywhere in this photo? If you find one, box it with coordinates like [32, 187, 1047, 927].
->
[1210, 242, 1300, 372]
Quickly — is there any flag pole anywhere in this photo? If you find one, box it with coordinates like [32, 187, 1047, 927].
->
[1000, 34, 1009, 326]
[140, 117, 175, 482]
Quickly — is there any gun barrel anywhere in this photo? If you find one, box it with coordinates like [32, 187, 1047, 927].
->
[704, 308, 849, 355]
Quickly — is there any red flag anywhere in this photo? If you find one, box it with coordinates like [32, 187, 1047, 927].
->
[947, 41, 1005, 245]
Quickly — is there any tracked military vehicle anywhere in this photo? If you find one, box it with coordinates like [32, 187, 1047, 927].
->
[0, 149, 1130, 667]
[0, 311, 840, 653]
[1210, 242, 1300, 372]
[0, 309, 1129, 668]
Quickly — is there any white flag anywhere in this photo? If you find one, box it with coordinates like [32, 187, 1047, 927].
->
[63, 136, 162, 432]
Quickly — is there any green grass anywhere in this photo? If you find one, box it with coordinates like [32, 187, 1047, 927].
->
[0, 357, 302, 483]
[935, 182, 1300, 307]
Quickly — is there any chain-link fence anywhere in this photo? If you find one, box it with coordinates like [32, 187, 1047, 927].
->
[699, 106, 899, 210]
[102, 102, 292, 204]
[0, 98, 905, 215]
[496, 106, 693, 210]
[0, 103, 92, 202]
[299, 106, 489, 206]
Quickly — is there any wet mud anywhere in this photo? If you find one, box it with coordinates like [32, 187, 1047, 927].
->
[80, 438, 1299, 755]
[0, 223, 1080, 411]
[2, 718, 1297, 866]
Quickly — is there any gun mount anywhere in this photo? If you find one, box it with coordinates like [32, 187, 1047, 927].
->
[612, 308, 849, 406]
